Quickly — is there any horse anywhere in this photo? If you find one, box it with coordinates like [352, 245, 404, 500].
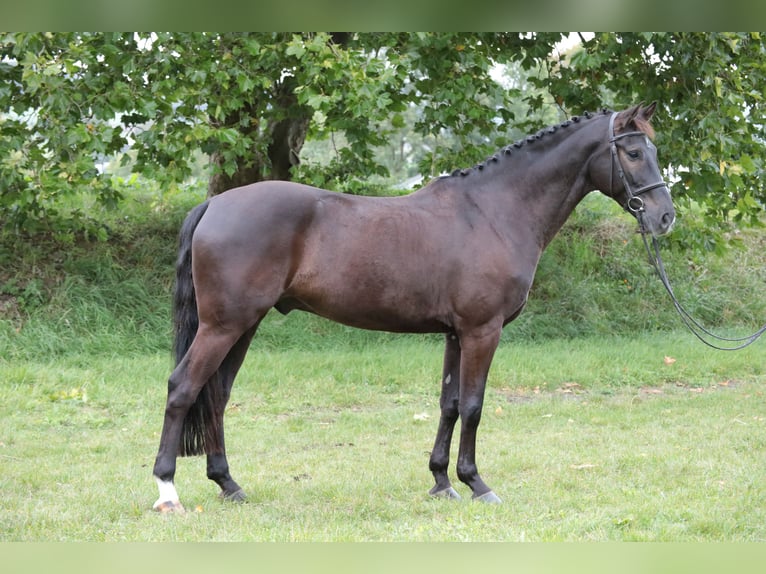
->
[152, 102, 675, 512]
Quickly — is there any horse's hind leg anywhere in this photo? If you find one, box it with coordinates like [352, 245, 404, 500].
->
[428, 333, 462, 500]
[206, 327, 256, 502]
[152, 324, 242, 512]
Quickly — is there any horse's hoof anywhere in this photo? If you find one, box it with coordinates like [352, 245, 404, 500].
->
[472, 490, 502, 504]
[153, 500, 186, 514]
[429, 486, 462, 500]
[219, 488, 247, 502]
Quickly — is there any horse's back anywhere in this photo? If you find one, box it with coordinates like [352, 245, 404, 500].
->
[202, 180, 327, 226]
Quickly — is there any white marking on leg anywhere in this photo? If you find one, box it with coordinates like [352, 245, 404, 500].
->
[153, 476, 180, 509]
[444, 373, 452, 385]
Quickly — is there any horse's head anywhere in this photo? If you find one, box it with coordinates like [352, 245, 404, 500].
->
[596, 102, 675, 237]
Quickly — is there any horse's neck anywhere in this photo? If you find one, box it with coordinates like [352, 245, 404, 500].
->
[481, 121, 605, 249]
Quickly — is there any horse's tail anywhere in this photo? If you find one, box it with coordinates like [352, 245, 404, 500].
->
[172, 200, 224, 457]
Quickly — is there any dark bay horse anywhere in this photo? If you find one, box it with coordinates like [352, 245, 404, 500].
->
[152, 103, 675, 512]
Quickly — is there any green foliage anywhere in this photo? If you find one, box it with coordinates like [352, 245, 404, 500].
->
[0, 190, 198, 359]
[1, 32, 542, 232]
[1, 33, 132, 233]
[513, 194, 766, 340]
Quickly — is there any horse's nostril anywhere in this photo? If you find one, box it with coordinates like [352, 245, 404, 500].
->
[660, 212, 676, 233]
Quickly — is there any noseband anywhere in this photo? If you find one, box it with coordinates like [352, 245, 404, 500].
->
[608, 112, 668, 216]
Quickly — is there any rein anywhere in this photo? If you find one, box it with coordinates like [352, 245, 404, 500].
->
[639, 230, 766, 350]
[608, 112, 766, 351]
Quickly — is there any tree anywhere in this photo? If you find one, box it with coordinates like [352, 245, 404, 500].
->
[2, 32, 765, 249]
[1, 32, 545, 233]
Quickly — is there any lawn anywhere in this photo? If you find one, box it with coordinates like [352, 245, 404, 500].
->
[2, 328, 765, 541]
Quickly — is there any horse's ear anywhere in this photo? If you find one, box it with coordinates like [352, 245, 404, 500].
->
[634, 101, 657, 139]
[614, 103, 642, 132]
[640, 102, 657, 121]
[640, 101, 657, 120]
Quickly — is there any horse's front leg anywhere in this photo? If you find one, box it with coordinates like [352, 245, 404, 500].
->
[455, 324, 503, 503]
[428, 333, 462, 500]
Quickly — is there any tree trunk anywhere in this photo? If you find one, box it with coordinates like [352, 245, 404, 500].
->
[206, 78, 310, 197]
[206, 33, 352, 198]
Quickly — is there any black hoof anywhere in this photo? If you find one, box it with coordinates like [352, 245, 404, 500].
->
[219, 488, 247, 502]
[472, 490, 502, 504]
[429, 486, 462, 500]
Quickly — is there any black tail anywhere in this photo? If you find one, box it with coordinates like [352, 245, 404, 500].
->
[172, 200, 224, 457]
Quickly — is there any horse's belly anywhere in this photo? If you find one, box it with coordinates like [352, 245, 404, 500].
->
[275, 285, 451, 334]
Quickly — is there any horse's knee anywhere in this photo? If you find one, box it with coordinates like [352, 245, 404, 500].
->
[441, 401, 459, 421]
[459, 400, 483, 427]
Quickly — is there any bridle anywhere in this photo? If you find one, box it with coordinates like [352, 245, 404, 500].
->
[608, 112, 668, 217]
[608, 112, 766, 350]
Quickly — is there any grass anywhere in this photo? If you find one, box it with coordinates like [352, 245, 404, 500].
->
[2, 330, 766, 541]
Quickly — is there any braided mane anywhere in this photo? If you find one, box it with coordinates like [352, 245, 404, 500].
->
[446, 108, 613, 178]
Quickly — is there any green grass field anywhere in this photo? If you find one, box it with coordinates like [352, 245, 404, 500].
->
[2, 327, 766, 541]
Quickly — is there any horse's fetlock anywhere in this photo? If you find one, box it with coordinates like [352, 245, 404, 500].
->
[429, 453, 449, 473]
[206, 463, 231, 482]
[153, 460, 175, 483]
[456, 462, 478, 483]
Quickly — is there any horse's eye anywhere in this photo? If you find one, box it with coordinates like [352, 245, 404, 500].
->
[627, 150, 641, 160]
